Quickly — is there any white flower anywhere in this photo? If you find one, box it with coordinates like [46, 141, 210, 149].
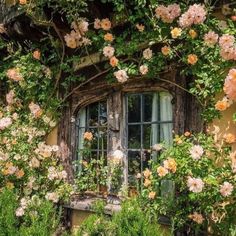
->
[103, 45, 115, 58]
[189, 145, 204, 160]
[20, 198, 29, 209]
[220, 182, 234, 197]
[59, 170, 68, 180]
[0, 117, 12, 130]
[46, 192, 59, 203]
[187, 177, 204, 193]
[52, 145, 59, 152]
[143, 48, 152, 60]
[139, 65, 148, 75]
[112, 150, 124, 164]
[152, 143, 163, 151]
[16, 207, 25, 217]
[114, 70, 128, 83]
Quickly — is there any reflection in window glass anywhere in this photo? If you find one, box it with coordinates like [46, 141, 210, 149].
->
[126, 92, 173, 186]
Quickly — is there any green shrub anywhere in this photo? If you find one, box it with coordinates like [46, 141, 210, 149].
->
[0, 188, 61, 236]
[77, 199, 166, 236]
[0, 188, 18, 236]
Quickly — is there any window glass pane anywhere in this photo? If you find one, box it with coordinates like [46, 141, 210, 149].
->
[89, 128, 98, 150]
[99, 102, 107, 126]
[88, 103, 98, 126]
[128, 151, 141, 185]
[143, 93, 153, 122]
[128, 125, 141, 149]
[128, 94, 141, 123]
[98, 128, 107, 150]
[142, 151, 151, 171]
[143, 124, 152, 149]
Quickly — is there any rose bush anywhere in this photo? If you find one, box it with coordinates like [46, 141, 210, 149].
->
[140, 132, 236, 235]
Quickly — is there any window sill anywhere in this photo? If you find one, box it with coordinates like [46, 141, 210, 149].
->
[63, 195, 121, 215]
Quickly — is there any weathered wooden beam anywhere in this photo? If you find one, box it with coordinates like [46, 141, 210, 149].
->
[73, 41, 152, 71]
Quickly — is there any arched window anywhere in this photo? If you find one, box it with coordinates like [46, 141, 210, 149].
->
[76, 101, 107, 170]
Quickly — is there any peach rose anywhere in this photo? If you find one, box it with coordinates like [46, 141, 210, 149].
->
[189, 29, 197, 39]
[144, 178, 151, 187]
[83, 131, 93, 141]
[187, 54, 198, 65]
[19, 0, 27, 4]
[215, 100, 229, 111]
[148, 191, 156, 199]
[171, 27, 182, 39]
[157, 166, 168, 177]
[101, 18, 111, 31]
[104, 33, 114, 42]
[109, 56, 119, 67]
[224, 133, 236, 144]
[33, 50, 41, 60]
[161, 46, 171, 56]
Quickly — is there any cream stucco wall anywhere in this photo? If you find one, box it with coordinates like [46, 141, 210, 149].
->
[46, 127, 58, 145]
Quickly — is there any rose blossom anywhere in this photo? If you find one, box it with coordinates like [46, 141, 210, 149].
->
[219, 34, 235, 48]
[139, 65, 148, 75]
[33, 50, 41, 60]
[148, 191, 156, 199]
[187, 177, 204, 193]
[144, 178, 151, 187]
[204, 31, 219, 46]
[29, 102, 42, 118]
[0, 117, 12, 130]
[220, 182, 233, 197]
[143, 169, 152, 178]
[6, 90, 15, 105]
[163, 158, 177, 173]
[155, 4, 181, 23]
[114, 70, 128, 83]
[30, 157, 40, 168]
[179, 4, 206, 28]
[189, 212, 204, 224]
[187, 54, 198, 65]
[83, 131, 93, 141]
[223, 133, 236, 144]
[6, 68, 23, 82]
[78, 20, 89, 34]
[104, 33, 114, 42]
[94, 18, 101, 29]
[109, 56, 119, 67]
[143, 48, 152, 60]
[100, 18, 111, 31]
[46, 192, 59, 203]
[16, 207, 25, 217]
[189, 29, 197, 39]
[215, 99, 230, 111]
[189, 145, 204, 160]
[157, 166, 169, 177]
[152, 143, 163, 151]
[161, 46, 171, 56]
[171, 27, 182, 39]
[103, 45, 115, 58]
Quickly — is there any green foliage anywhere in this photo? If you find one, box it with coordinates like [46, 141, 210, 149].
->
[77, 199, 168, 236]
[0, 188, 18, 236]
[0, 188, 61, 236]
